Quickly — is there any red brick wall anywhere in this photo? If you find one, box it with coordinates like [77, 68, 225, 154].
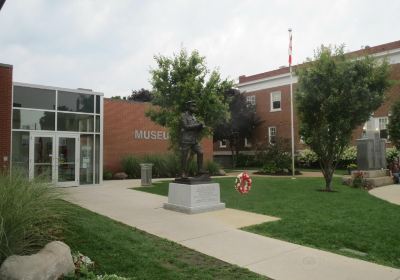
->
[219, 63, 400, 153]
[0, 64, 13, 172]
[104, 99, 213, 172]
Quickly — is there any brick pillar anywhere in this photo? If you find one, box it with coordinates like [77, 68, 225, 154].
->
[0, 63, 13, 173]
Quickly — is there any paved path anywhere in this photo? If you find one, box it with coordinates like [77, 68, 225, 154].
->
[370, 184, 400, 205]
[64, 180, 400, 280]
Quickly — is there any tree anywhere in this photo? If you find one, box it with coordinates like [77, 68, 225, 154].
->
[128, 88, 153, 102]
[388, 100, 400, 149]
[214, 89, 262, 166]
[296, 45, 390, 191]
[147, 49, 233, 149]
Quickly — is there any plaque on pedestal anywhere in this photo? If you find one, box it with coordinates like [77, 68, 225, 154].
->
[164, 182, 225, 214]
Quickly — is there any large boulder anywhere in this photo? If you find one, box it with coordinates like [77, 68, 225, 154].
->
[0, 241, 75, 280]
[113, 172, 128, 180]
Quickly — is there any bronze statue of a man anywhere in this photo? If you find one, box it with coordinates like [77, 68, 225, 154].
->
[180, 101, 204, 178]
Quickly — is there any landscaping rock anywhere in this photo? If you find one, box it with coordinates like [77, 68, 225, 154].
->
[0, 241, 75, 280]
[113, 172, 128, 180]
[217, 169, 226, 176]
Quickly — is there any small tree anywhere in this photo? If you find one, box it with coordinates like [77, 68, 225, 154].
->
[296, 45, 390, 191]
[128, 88, 153, 102]
[388, 100, 400, 149]
[147, 49, 233, 149]
[214, 90, 262, 166]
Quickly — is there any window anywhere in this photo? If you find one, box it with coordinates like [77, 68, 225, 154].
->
[13, 86, 56, 110]
[219, 140, 227, 148]
[58, 91, 94, 113]
[268, 127, 276, 144]
[379, 117, 389, 139]
[246, 95, 256, 106]
[57, 113, 94, 132]
[270, 91, 281, 111]
[12, 109, 55, 130]
[244, 137, 252, 147]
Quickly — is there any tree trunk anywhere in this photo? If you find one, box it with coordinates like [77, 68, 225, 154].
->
[320, 161, 334, 191]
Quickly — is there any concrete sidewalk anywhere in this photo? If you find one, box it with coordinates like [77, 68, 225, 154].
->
[64, 180, 400, 280]
[370, 184, 400, 206]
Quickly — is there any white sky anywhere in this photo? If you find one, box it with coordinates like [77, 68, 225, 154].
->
[0, 0, 398, 97]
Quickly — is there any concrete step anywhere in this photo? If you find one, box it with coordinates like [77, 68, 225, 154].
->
[365, 176, 394, 188]
[351, 169, 389, 178]
[342, 175, 394, 188]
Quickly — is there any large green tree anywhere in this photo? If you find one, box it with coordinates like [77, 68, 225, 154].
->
[214, 89, 263, 166]
[296, 45, 390, 191]
[388, 100, 400, 149]
[147, 49, 233, 149]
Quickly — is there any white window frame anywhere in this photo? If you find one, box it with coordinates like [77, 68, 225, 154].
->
[246, 95, 256, 106]
[270, 91, 281, 112]
[268, 127, 276, 144]
[219, 139, 227, 148]
[244, 137, 252, 148]
[379, 117, 389, 140]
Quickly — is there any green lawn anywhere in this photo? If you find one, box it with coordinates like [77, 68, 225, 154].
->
[62, 201, 268, 280]
[137, 177, 400, 268]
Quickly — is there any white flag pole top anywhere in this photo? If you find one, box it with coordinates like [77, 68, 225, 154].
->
[289, 28, 295, 178]
[288, 28, 293, 66]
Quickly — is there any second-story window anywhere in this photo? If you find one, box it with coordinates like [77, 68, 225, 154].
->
[270, 91, 281, 111]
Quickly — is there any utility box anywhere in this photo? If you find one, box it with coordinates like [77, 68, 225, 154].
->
[140, 163, 153, 186]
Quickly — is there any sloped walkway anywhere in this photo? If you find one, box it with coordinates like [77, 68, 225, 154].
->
[64, 180, 400, 280]
[370, 184, 400, 205]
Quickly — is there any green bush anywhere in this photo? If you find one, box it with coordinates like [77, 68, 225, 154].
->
[205, 160, 221, 175]
[339, 146, 357, 168]
[235, 154, 257, 168]
[121, 155, 141, 179]
[103, 170, 113, 180]
[256, 138, 292, 174]
[0, 172, 64, 263]
[386, 147, 399, 164]
[296, 149, 318, 168]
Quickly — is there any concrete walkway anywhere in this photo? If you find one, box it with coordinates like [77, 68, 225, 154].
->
[64, 180, 400, 280]
[370, 184, 400, 205]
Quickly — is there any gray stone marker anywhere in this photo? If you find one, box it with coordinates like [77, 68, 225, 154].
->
[357, 130, 386, 170]
[164, 183, 225, 214]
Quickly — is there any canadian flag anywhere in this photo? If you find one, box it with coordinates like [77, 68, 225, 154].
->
[288, 29, 292, 66]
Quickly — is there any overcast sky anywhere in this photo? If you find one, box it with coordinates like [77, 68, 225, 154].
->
[0, 0, 398, 97]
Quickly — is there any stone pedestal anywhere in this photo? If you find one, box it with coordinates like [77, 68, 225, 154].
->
[356, 131, 386, 170]
[164, 183, 225, 214]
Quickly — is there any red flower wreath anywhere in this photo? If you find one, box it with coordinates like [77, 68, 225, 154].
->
[235, 172, 252, 194]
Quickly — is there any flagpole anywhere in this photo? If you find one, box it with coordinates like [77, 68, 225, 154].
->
[289, 28, 295, 179]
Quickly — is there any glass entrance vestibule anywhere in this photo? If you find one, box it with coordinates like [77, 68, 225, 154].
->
[11, 83, 103, 186]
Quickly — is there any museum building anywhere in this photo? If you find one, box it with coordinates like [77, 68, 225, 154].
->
[0, 64, 212, 185]
[214, 40, 400, 162]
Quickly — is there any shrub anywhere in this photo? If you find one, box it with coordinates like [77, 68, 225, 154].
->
[296, 149, 318, 168]
[386, 147, 399, 164]
[256, 138, 292, 174]
[205, 160, 221, 175]
[142, 154, 168, 178]
[103, 170, 113, 180]
[234, 154, 257, 168]
[0, 172, 64, 263]
[121, 155, 141, 179]
[339, 146, 357, 168]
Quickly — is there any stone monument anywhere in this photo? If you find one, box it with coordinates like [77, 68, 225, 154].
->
[346, 128, 392, 188]
[163, 101, 225, 214]
[356, 130, 386, 170]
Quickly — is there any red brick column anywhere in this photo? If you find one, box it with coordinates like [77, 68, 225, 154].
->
[0, 63, 13, 172]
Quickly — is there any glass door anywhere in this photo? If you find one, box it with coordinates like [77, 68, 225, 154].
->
[56, 134, 80, 187]
[29, 133, 54, 182]
[29, 132, 80, 186]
